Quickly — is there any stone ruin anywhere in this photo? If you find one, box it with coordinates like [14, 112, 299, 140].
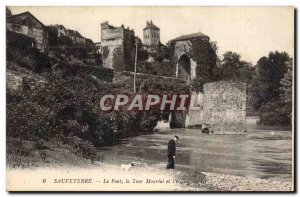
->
[202, 81, 247, 134]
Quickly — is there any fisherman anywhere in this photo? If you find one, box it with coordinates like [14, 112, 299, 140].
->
[166, 135, 179, 169]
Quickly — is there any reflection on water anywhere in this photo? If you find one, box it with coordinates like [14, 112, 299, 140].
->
[99, 117, 292, 181]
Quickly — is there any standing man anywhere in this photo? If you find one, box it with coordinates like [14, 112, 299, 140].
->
[166, 135, 179, 169]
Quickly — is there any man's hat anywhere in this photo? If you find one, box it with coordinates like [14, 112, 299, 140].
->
[174, 135, 179, 140]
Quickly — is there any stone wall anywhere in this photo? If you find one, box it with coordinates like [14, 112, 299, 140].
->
[143, 28, 160, 46]
[6, 69, 47, 93]
[174, 40, 196, 81]
[101, 23, 135, 72]
[113, 71, 187, 88]
[7, 23, 48, 52]
[101, 38, 124, 70]
[7, 12, 49, 52]
[78, 64, 113, 82]
[122, 29, 136, 71]
[6, 71, 23, 92]
[101, 26, 123, 40]
[185, 92, 203, 127]
[203, 82, 247, 134]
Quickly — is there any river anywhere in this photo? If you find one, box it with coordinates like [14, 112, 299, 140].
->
[98, 117, 293, 181]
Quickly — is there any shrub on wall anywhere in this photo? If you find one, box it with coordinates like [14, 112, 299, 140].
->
[7, 30, 51, 73]
[137, 61, 176, 77]
[112, 46, 125, 72]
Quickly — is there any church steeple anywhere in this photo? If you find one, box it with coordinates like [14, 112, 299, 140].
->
[143, 20, 160, 47]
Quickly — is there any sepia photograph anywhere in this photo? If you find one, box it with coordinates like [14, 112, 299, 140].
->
[5, 6, 294, 192]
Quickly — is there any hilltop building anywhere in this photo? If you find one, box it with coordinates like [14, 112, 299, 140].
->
[143, 20, 160, 47]
[101, 21, 136, 71]
[142, 21, 161, 62]
[95, 42, 102, 54]
[50, 24, 69, 37]
[171, 32, 210, 81]
[6, 11, 49, 52]
[67, 29, 86, 45]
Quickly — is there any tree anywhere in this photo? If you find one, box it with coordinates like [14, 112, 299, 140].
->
[251, 51, 292, 126]
[252, 51, 291, 110]
[192, 39, 217, 84]
[214, 51, 254, 83]
[190, 39, 218, 92]
[280, 59, 293, 124]
[6, 7, 12, 17]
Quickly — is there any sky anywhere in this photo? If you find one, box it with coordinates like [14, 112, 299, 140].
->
[9, 6, 294, 64]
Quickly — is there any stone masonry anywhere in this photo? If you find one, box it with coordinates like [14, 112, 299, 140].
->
[172, 33, 210, 82]
[203, 82, 247, 134]
[101, 22, 136, 71]
[7, 12, 49, 52]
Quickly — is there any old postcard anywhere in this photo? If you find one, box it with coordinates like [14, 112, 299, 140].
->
[6, 6, 294, 192]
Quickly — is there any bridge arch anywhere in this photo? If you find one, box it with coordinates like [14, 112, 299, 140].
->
[176, 53, 191, 82]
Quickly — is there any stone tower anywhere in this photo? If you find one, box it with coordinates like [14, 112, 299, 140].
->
[143, 20, 160, 47]
[100, 21, 136, 71]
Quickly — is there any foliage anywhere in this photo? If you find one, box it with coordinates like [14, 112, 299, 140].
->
[7, 30, 51, 73]
[7, 30, 36, 50]
[7, 100, 54, 140]
[165, 41, 176, 60]
[6, 7, 12, 17]
[191, 39, 218, 87]
[279, 60, 293, 124]
[258, 100, 291, 126]
[47, 26, 59, 47]
[64, 136, 97, 159]
[137, 61, 176, 77]
[214, 51, 254, 83]
[189, 39, 217, 92]
[211, 51, 256, 115]
[251, 51, 291, 110]
[123, 32, 136, 71]
[112, 46, 125, 71]
[137, 47, 149, 62]
[7, 27, 189, 165]
[251, 51, 292, 126]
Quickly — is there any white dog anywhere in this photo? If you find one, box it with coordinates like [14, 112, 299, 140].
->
[121, 162, 138, 172]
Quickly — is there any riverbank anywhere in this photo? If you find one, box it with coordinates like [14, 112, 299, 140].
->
[203, 172, 293, 191]
[6, 163, 293, 191]
[6, 117, 293, 191]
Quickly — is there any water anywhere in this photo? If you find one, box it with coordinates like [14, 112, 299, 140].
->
[98, 117, 293, 181]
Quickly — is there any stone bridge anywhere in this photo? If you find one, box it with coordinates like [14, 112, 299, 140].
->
[113, 71, 201, 128]
[109, 32, 246, 133]
[171, 32, 210, 83]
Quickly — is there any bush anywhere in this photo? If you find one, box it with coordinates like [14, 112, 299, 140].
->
[137, 61, 176, 77]
[6, 101, 53, 140]
[7, 30, 36, 50]
[7, 30, 51, 73]
[259, 112, 290, 126]
[64, 136, 97, 159]
[258, 100, 291, 126]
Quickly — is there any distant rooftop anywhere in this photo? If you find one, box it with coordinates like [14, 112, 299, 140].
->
[7, 11, 46, 28]
[52, 24, 67, 30]
[67, 29, 83, 37]
[143, 20, 159, 31]
[171, 32, 209, 42]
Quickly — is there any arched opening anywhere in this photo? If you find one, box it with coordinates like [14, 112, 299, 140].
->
[177, 54, 191, 81]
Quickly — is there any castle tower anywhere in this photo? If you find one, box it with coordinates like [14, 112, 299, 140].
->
[100, 21, 136, 71]
[143, 20, 160, 47]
